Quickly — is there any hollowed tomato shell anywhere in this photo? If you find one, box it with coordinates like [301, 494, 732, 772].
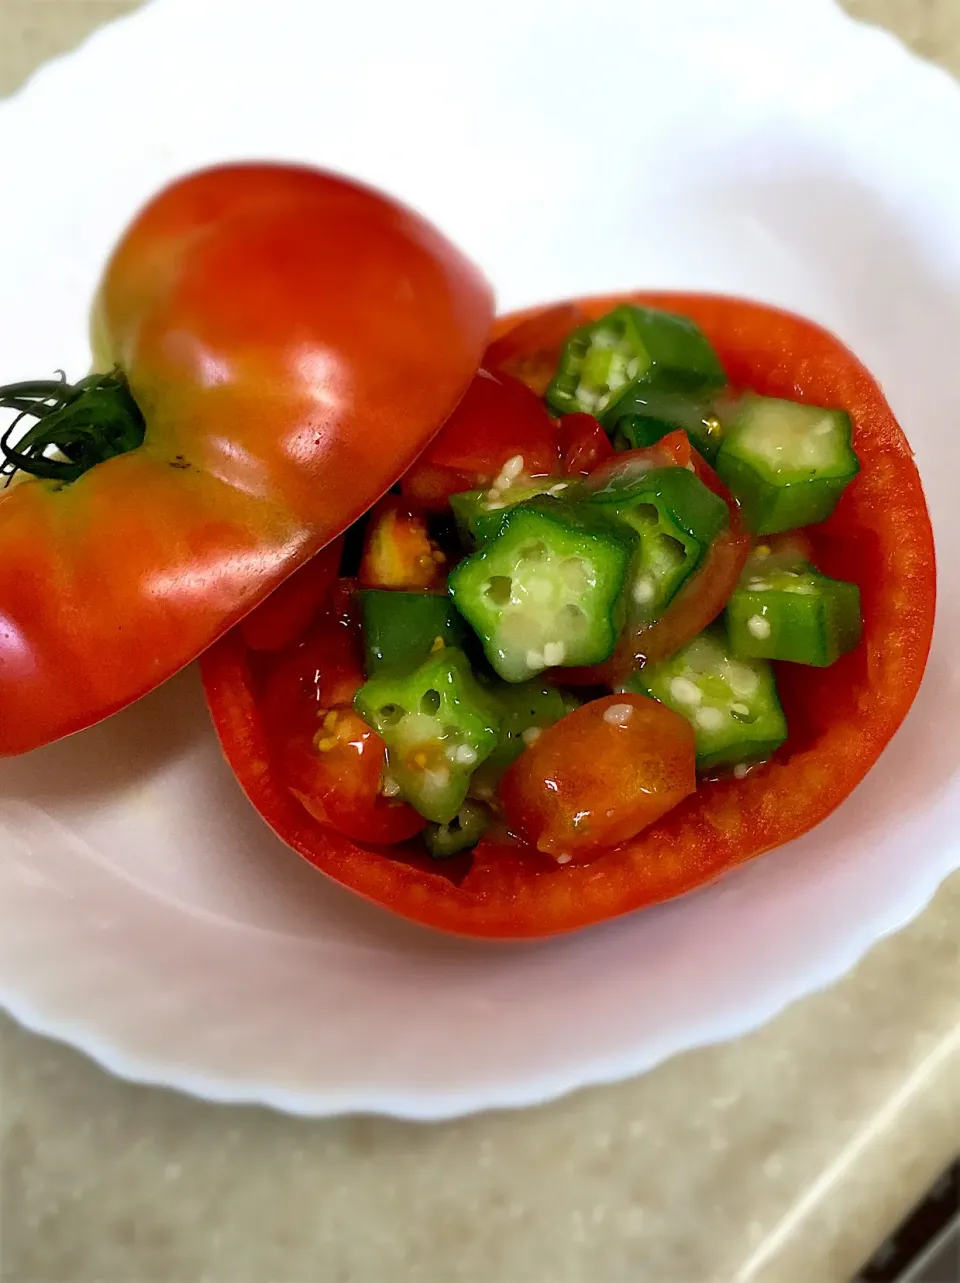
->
[202, 293, 935, 939]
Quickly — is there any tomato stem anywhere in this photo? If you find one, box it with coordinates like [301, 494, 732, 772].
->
[0, 369, 145, 485]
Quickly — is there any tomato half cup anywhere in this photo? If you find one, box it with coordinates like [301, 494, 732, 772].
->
[202, 292, 936, 940]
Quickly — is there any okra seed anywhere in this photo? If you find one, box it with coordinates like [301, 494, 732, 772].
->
[669, 676, 702, 706]
[521, 727, 542, 747]
[556, 853, 573, 865]
[695, 706, 725, 732]
[726, 664, 760, 698]
[730, 702, 750, 717]
[502, 454, 525, 482]
[602, 702, 634, 725]
[559, 557, 587, 591]
[454, 744, 478, 766]
[633, 575, 657, 605]
[732, 763, 750, 780]
[543, 641, 566, 666]
[747, 614, 771, 639]
[560, 604, 588, 633]
[525, 649, 545, 669]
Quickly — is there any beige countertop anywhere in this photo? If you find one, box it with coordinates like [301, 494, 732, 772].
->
[2, 3, 959, 1281]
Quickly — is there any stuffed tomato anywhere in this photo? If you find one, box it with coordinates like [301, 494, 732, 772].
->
[202, 293, 935, 938]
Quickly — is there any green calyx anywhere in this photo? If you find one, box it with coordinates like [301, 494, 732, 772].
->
[0, 369, 145, 485]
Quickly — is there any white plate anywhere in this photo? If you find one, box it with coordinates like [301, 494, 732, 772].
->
[1, 0, 959, 1120]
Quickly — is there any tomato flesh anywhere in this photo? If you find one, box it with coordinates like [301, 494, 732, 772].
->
[501, 695, 696, 857]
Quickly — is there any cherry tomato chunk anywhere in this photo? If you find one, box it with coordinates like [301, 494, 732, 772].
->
[584, 430, 692, 486]
[556, 413, 614, 476]
[359, 497, 446, 591]
[483, 303, 590, 396]
[501, 695, 696, 857]
[281, 709, 425, 846]
[401, 369, 559, 510]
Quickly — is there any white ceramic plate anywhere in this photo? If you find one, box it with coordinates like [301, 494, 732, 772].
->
[1, 0, 958, 1120]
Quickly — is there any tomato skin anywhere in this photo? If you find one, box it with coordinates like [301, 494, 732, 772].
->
[0, 163, 492, 756]
[500, 696, 696, 857]
[401, 369, 559, 510]
[203, 292, 935, 938]
[556, 413, 614, 476]
[239, 535, 344, 653]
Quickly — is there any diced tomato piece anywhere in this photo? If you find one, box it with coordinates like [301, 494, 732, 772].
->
[556, 413, 614, 476]
[482, 302, 590, 397]
[500, 695, 696, 857]
[281, 708, 425, 846]
[359, 497, 446, 591]
[584, 432, 693, 492]
[401, 369, 559, 510]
